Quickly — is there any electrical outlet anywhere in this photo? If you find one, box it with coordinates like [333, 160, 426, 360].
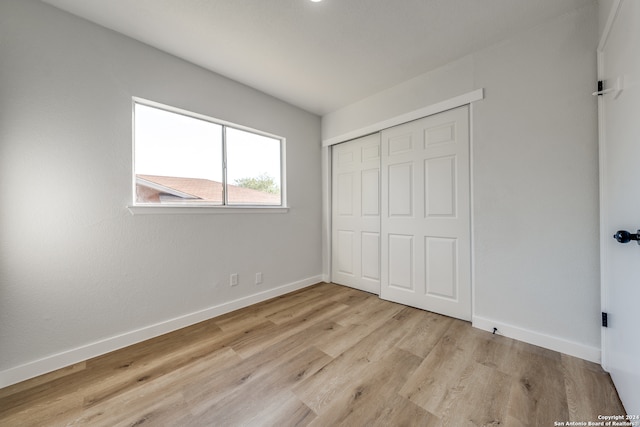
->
[230, 273, 239, 287]
[255, 272, 263, 285]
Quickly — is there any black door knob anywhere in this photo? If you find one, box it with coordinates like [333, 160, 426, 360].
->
[613, 230, 640, 244]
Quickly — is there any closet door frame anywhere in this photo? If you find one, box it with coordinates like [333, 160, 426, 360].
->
[322, 89, 483, 313]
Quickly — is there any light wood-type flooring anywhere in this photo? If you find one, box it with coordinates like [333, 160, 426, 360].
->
[0, 282, 625, 426]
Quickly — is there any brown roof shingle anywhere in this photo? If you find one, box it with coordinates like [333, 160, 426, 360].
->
[136, 175, 281, 205]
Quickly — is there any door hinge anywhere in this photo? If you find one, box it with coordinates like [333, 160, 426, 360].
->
[597, 80, 604, 94]
[602, 312, 608, 328]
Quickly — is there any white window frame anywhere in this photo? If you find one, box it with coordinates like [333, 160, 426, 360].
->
[128, 98, 288, 215]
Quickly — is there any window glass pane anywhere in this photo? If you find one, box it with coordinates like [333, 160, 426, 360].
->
[226, 127, 281, 205]
[134, 103, 223, 204]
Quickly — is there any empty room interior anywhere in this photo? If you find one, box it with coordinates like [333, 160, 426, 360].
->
[1, 0, 638, 425]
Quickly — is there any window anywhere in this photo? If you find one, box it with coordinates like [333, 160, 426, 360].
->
[133, 99, 284, 207]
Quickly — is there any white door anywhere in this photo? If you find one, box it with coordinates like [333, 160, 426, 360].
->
[331, 134, 381, 294]
[380, 106, 471, 320]
[599, 0, 640, 415]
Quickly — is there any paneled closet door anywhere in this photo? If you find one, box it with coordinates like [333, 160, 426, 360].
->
[380, 106, 471, 320]
[331, 134, 381, 294]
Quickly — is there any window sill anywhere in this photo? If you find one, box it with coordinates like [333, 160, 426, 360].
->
[127, 205, 289, 215]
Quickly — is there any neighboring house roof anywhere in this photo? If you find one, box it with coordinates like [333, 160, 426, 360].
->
[136, 176, 200, 200]
[136, 174, 280, 205]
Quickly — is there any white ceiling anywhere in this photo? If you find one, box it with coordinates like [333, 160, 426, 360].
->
[42, 0, 591, 115]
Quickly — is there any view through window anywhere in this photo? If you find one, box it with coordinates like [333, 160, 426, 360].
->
[134, 100, 283, 206]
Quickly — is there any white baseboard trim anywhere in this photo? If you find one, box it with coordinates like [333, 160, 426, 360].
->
[473, 316, 601, 363]
[0, 275, 322, 389]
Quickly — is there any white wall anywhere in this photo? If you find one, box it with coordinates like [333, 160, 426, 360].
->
[322, 55, 475, 141]
[599, 0, 616, 40]
[0, 0, 322, 386]
[323, 3, 601, 361]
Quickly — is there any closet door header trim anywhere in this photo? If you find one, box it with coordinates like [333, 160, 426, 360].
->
[322, 88, 484, 147]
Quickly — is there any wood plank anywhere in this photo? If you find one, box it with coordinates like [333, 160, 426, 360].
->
[0, 361, 86, 401]
[307, 348, 423, 426]
[69, 348, 240, 426]
[212, 283, 331, 332]
[436, 361, 511, 426]
[294, 306, 428, 413]
[399, 320, 481, 416]
[182, 319, 341, 416]
[562, 353, 626, 422]
[245, 393, 316, 427]
[504, 341, 569, 426]
[395, 308, 454, 358]
[190, 346, 331, 425]
[229, 299, 350, 359]
[367, 393, 440, 427]
[313, 297, 406, 358]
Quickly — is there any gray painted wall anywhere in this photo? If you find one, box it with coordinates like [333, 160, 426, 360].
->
[324, 4, 600, 355]
[0, 0, 322, 383]
[599, 0, 616, 40]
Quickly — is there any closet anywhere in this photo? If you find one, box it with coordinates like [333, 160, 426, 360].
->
[331, 105, 471, 320]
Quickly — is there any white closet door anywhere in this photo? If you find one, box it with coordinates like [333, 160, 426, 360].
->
[380, 106, 471, 320]
[331, 134, 381, 294]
